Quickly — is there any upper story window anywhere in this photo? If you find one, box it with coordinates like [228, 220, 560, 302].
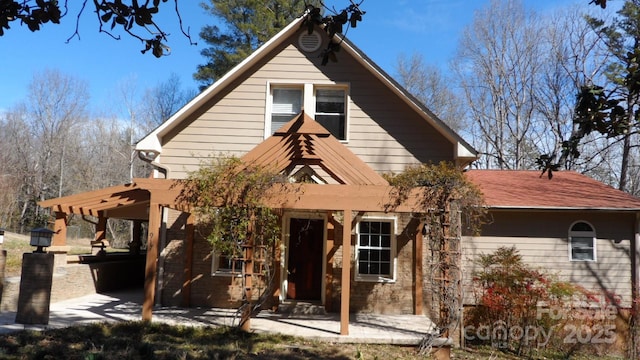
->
[267, 83, 348, 140]
[315, 88, 346, 140]
[271, 87, 303, 133]
[355, 218, 396, 282]
[569, 221, 596, 261]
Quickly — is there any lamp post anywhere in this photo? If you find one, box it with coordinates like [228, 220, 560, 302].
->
[29, 228, 54, 253]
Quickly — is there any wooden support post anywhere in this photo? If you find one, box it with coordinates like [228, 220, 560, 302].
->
[414, 220, 424, 315]
[340, 209, 352, 336]
[181, 213, 194, 307]
[131, 220, 143, 254]
[325, 211, 334, 312]
[143, 202, 161, 321]
[241, 214, 255, 332]
[441, 205, 451, 339]
[52, 212, 68, 246]
[95, 216, 107, 242]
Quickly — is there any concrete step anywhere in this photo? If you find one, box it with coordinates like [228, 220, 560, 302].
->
[277, 300, 326, 315]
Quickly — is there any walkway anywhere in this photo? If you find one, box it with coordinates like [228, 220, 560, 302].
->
[0, 290, 438, 345]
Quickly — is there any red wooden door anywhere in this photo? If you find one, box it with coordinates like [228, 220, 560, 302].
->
[287, 218, 324, 300]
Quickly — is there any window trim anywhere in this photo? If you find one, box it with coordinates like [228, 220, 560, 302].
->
[211, 251, 243, 277]
[354, 216, 397, 283]
[568, 221, 597, 262]
[265, 82, 350, 142]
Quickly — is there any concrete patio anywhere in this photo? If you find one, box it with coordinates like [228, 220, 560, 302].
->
[0, 290, 441, 345]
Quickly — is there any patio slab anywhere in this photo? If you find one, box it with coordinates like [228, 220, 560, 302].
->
[0, 290, 440, 345]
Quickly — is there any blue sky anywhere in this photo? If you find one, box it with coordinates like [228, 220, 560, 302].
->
[0, 0, 606, 113]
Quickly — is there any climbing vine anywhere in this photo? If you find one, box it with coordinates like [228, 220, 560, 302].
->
[178, 156, 286, 328]
[385, 162, 486, 353]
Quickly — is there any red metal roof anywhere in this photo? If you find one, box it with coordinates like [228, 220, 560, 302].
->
[466, 170, 640, 210]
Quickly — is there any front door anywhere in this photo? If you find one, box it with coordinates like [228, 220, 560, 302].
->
[287, 218, 324, 300]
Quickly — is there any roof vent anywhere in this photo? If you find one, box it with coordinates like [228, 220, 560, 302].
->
[298, 31, 322, 52]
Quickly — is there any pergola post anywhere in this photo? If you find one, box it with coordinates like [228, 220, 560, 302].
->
[414, 220, 424, 315]
[143, 202, 162, 321]
[131, 220, 143, 254]
[181, 213, 194, 307]
[340, 209, 352, 336]
[52, 212, 68, 246]
[95, 215, 107, 243]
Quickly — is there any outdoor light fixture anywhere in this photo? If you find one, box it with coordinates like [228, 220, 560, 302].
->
[0, 228, 4, 245]
[30, 228, 54, 253]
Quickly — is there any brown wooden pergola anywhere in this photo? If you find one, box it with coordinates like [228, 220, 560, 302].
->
[38, 112, 433, 335]
[39, 178, 429, 335]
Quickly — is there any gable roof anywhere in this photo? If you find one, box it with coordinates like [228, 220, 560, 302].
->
[466, 170, 640, 211]
[135, 13, 477, 164]
[241, 111, 388, 186]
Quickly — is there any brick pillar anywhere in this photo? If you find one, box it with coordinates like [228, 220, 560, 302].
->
[15, 252, 54, 325]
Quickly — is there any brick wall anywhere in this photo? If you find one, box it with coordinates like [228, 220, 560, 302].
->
[160, 210, 427, 315]
[1, 253, 144, 312]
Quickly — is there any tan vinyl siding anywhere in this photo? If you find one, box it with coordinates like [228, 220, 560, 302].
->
[160, 28, 455, 179]
[462, 210, 634, 307]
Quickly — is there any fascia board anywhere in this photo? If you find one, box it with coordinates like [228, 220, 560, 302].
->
[135, 16, 307, 153]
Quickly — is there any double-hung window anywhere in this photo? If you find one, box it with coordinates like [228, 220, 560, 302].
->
[569, 221, 596, 261]
[315, 88, 346, 140]
[355, 218, 396, 282]
[267, 84, 348, 140]
[271, 88, 303, 134]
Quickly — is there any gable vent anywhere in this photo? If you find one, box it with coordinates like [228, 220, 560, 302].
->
[298, 31, 322, 52]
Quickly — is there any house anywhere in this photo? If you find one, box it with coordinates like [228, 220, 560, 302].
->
[38, 10, 640, 341]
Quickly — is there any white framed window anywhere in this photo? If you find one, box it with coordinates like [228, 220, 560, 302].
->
[315, 88, 346, 140]
[211, 251, 243, 276]
[266, 83, 349, 140]
[271, 87, 303, 134]
[355, 217, 396, 282]
[569, 221, 596, 261]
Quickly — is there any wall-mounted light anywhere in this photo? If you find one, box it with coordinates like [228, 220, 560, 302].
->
[30, 228, 54, 253]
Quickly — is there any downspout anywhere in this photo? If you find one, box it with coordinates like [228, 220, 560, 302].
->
[137, 150, 170, 179]
[156, 207, 168, 306]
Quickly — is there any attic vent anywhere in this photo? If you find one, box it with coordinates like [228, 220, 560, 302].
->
[298, 31, 322, 52]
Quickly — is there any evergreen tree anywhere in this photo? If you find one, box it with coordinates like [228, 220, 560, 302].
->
[194, 0, 321, 88]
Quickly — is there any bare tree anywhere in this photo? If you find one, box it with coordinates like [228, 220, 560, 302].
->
[395, 53, 466, 132]
[454, 0, 543, 170]
[534, 6, 612, 174]
[141, 73, 196, 128]
[1, 69, 89, 230]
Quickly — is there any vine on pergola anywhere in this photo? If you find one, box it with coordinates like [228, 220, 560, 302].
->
[385, 162, 486, 353]
[178, 156, 288, 328]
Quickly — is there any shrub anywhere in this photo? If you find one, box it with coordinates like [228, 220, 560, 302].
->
[467, 246, 587, 356]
